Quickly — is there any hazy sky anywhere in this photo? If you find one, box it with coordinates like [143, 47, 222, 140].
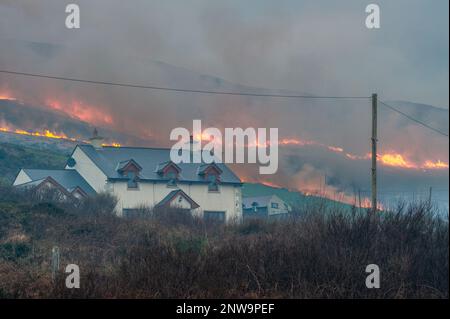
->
[0, 1, 448, 206]
[0, 0, 448, 108]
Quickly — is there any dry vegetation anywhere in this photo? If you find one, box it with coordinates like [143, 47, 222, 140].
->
[0, 186, 448, 299]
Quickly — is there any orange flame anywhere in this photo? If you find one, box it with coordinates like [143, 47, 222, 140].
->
[379, 153, 416, 169]
[0, 127, 76, 141]
[281, 137, 448, 171]
[102, 142, 122, 148]
[1, 125, 123, 147]
[260, 180, 282, 188]
[422, 160, 449, 169]
[0, 95, 16, 101]
[45, 99, 113, 126]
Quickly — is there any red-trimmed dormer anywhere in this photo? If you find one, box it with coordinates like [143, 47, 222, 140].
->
[156, 161, 182, 186]
[116, 159, 142, 189]
[198, 163, 222, 192]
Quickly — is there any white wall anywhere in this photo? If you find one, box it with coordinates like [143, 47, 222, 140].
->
[110, 181, 242, 223]
[66, 147, 108, 193]
[267, 195, 290, 215]
[65, 146, 242, 223]
[169, 194, 194, 210]
[13, 170, 31, 186]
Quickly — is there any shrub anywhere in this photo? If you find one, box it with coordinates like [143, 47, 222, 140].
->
[0, 198, 447, 299]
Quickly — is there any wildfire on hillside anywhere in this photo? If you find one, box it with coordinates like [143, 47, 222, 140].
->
[0, 92, 447, 210]
[45, 99, 114, 127]
[0, 125, 121, 147]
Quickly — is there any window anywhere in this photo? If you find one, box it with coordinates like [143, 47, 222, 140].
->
[166, 171, 178, 187]
[66, 157, 76, 167]
[204, 211, 226, 223]
[207, 174, 219, 192]
[127, 171, 138, 189]
[271, 202, 279, 209]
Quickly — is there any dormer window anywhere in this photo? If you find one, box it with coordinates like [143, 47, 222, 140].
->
[156, 161, 181, 187]
[166, 170, 178, 187]
[207, 173, 219, 192]
[127, 171, 138, 189]
[116, 159, 142, 190]
[198, 163, 222, 192]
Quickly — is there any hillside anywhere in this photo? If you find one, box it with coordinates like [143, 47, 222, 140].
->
[0, 142, 68, 185]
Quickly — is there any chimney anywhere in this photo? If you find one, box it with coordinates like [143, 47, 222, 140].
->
[89, 128, 104, 149]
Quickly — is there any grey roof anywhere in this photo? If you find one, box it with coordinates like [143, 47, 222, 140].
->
[77, 144, 242, 185]
[242, 196, 274, 209]
[16, 178, 47, 188]
[22, 169, 96, 195]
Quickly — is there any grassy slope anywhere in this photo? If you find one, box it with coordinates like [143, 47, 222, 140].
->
[0, 142, 68, 185]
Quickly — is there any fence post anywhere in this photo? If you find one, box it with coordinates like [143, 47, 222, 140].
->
[51, 246, 60, 282]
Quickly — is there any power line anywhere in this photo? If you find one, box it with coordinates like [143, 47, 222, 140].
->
[379, 100, 449, 137]
[360, 189, 449, 194]
[0, 70, 370, 100]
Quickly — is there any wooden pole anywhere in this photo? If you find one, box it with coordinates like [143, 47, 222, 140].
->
[371, 93, 378, 213]
[358, 189, 362, 214]
[51, 246, 60, 282]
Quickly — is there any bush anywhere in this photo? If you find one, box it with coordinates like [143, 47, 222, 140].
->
[0, 197, 447, 299]
[0, 242, 31, 260]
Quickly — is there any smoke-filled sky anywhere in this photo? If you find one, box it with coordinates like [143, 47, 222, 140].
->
[0, 0, 448, 207]
[0, 0, 448, 107]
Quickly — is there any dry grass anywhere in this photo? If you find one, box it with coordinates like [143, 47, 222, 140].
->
[0, 186, 448, 299]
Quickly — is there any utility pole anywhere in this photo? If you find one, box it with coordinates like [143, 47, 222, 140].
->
[371, 93, 378, 213]
[428, 187, 433, 205]
[358, 189, 362, 214]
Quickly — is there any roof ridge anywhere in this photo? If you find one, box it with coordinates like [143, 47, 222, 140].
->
[80, 144, 225, 152]
[23, 168, 70, 172]
[101, 145, 171, 151]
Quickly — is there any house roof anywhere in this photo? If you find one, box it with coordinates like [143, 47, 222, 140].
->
[21, 169, 96, 195]
[242, 195, 275, 209]
[77, 144, 242, 185]
[155, 189, 200, 209]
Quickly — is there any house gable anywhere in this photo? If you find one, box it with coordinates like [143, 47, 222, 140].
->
[156, 161, 181, 176]
[13, 169, 32, 186]
[198, 163, 223, 181]
[155, 189, 200, 210]
[71, 186, 89, 199]
[67, 145, 108, 193]
[116, 159, 142, 175]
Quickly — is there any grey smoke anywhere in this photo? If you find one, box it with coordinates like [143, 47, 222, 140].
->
[0, 0, 448, 207]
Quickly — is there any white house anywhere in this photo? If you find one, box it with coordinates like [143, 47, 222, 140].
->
[13, 139, 243, 223]
[242, 195, 291, 219]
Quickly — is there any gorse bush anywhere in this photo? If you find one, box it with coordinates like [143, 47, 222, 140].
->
[0, 185, 447, 299]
